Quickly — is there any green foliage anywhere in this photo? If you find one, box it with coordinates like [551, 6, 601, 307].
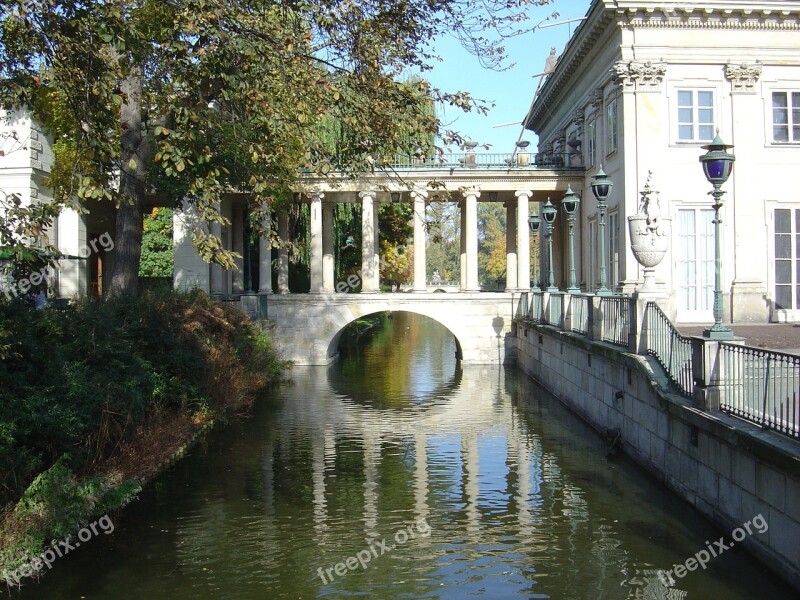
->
[478, 203, 507, 285]
[139, 207, 174, 278]
[0, 461, 140, 579]
[0, 289, 283, 505]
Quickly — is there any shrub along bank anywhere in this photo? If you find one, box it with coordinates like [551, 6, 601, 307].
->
[0, 289, 285, 584]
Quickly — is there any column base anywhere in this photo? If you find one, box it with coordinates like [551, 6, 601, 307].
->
[730, 280, 768, 322]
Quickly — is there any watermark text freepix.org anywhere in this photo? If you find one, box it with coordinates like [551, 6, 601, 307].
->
[657, 513, 768, 586]
[317, 518, 430, 584]
[2, 514, 115, 585]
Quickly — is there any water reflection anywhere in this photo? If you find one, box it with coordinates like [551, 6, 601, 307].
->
[17, 313, 793, 599]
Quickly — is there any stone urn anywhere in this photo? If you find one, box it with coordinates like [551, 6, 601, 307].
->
[628, 174, 671, 292]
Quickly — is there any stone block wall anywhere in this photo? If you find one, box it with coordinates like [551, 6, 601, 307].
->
[516, 321, 800, 591]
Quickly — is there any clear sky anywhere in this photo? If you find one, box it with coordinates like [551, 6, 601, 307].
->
[426, 0, 592, 153]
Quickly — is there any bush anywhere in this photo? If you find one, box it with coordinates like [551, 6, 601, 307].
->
[0, 289, 283, 505]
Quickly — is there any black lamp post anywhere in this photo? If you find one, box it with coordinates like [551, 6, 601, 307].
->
[590, 166, 613, 296]
[699, 133, 736, 339]
[528, 213, 541, 290]
[542, 198, 558, 292]
[562, 185, 581, 293]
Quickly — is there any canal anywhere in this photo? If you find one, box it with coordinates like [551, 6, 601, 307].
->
[19, 312, 793, 598]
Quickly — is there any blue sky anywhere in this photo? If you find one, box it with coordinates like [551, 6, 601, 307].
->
[426, 0, 591, 152]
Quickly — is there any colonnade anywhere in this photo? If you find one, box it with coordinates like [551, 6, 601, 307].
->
[210, 188, 536, 295]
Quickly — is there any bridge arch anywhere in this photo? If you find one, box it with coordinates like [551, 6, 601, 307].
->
[327, 309, 464, 363]
[265, 292, 516, 366]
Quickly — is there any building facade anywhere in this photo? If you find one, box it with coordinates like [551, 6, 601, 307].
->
[524, 0, 800, 323]
[0, 109, 115, 299]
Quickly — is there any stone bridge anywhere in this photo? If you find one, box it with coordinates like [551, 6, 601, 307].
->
[264, 292, 520, 365]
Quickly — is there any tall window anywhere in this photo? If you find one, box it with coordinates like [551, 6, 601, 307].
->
[606, 98, 617, 154]
[609, 211, 620, 288]
[772, 92, 800, 143]
[588, 217, 598, 289]
[774, 208, 800, 310]
[677, 90, 714, 142]
[586, 120, 596, 166]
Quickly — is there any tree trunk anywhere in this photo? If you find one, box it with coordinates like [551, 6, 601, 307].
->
[106, 64, 148, 299]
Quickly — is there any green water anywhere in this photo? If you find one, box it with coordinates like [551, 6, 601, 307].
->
[16, 312, 794, 599]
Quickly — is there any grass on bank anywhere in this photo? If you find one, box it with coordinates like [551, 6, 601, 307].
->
[0, 289, 285, 583]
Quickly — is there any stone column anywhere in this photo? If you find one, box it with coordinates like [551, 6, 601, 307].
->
[465, 189, 480, 291]
[726, 64, 767, 321]
[516, 190, 532, 291]
[373, 199, 381, 291]
[231, 205, 244, 293]
[505, 200, 518, 291]
[460, 201, 467, 291]
[359, 190, 377, 293]
[309, 192, 323, 293]
[322, 201, 334, 293]
[277, 212, 290, 294]
[258, 212, 273, 294]
[412, 189, 428, 292]
[210, 201, 225, 295]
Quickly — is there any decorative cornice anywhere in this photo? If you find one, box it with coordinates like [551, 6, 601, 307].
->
[725, 63, 762, 94]
[612, 60, 666, 91]
[616, 6, 800, 31]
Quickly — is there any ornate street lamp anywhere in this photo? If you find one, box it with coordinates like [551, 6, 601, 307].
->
[528, 212, 541, 290]
[562, 186, 581, 293]
[542, 198, 558, 292]
[699, 133, 736, 339]
[591, 166, 613, 296]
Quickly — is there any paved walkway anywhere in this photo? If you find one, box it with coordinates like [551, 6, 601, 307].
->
[677, 323, 800, 355]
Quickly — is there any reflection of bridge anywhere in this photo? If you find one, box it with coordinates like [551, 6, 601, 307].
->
[266, 292, 518, 365]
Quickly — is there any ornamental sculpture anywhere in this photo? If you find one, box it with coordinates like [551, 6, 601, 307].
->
[628, 172, 671, 292]
[725, 63, 762, 94]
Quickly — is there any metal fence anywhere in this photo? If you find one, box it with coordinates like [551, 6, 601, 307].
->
[599, 296, 631, 348]
[546, 293, 564, 328]
[719, 343, 800, 439]
[388, 152, 582, 171]
[529, 291, 544, 322]
[644, 302, 693, 398]
[570, 294, 590, 335]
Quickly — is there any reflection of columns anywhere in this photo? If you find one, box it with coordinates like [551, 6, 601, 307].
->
[465, 189, 480, 291]
[412, 189, 428, 292]
[258, 212, 273, 293]
[322, 201, 334, 292]
[277, 212, 290, 294]
[373, 199, 381, 291]
[231, 206, 244, 293]
[459, 201, 467, 291]
[210, 202, 224, 294]
[505, 201, 518, 291]
[312, 429, 328, 536]
[360, 191, 378, 293]
[514, 430, 533, 539]
[462, 432, 480, 534]
[414, 431, 429, 522]
[516, 190, 532, 291]
[309, 192, 323, 293]
[363, 431, 380, 538]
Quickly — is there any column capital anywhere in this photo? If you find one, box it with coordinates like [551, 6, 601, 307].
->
[463, 188, 481, 199]
[359, 190, 377, 200]
[515, 190, 533, 200]
[307, 191, 325, 201]
[410, 188, 428, 200]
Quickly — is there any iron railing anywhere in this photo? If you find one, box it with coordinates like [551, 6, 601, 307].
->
[644, 302, 693, 398]
[546, 293, 564, 329]
[600, 296, 631, 348]
[570, 294, 590, 335]
[389, 152, 582, 171]
[529, 291, 544, 322]
[719, 343, 800, 439]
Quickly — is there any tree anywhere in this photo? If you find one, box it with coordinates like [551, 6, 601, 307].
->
[1, 0, 556, 297]
[139, 207, 173, 278]
[478, 202, 506, 286]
